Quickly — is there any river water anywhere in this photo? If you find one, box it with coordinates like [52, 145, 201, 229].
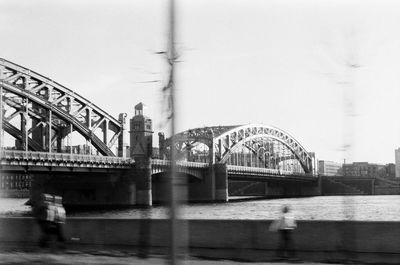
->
[1, 195, 400, 221]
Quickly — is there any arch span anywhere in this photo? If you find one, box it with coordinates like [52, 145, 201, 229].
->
[165, 124, 314, 174]
[215, 124, 313, 173]
[0, 58, 125, 156]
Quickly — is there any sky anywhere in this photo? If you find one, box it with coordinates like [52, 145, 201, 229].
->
[1, 0, 400, 164]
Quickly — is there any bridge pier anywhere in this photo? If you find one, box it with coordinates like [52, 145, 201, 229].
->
[184, 163, 228, 202]
[186, 166, 214, 202]
[134, 158, 152, 206]
[214, 163, 228, 202]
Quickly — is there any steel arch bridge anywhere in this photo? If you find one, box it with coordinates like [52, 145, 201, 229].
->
[162, 124, 315, 174]
[0, 58, 126, 156]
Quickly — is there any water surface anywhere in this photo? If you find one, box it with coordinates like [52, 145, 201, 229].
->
[1, 195, 399, 221]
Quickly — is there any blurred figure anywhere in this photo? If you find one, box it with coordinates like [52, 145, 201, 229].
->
[52, 195, 66, 248]
[32, 194, 66, 249]
[32, 193, 53, 248]
[270, 205, 297, 259]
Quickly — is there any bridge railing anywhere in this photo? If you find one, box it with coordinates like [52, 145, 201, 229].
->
[0, 150, 133, 165]
[227, 165, 280, 175]
[151, 159, 209, 168]
[227, 165, 315, 177]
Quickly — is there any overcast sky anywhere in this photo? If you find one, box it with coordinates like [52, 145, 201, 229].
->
[1, 0, 400, 164]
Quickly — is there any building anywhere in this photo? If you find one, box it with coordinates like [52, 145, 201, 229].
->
[380, 163, 396, 179]
[318, 160, 342, 176]
[396, 148, 400, 178]
[342, 162, 385, 178]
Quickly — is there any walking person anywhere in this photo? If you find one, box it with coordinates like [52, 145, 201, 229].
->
[52, 195, 66, 249]
[33, 193, 53, 248]
[270, 205, 297, 260]
[32, 194, 66, 249]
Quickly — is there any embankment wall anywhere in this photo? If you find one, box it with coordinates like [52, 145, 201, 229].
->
[0, 217, 399, 263]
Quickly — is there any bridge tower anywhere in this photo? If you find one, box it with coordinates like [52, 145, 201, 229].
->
[129, 102, 153, 205]
[129, 103, 153, 159]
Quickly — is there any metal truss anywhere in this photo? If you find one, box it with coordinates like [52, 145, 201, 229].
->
[165, 124, 314, 174]
[0, 58, 125, 156]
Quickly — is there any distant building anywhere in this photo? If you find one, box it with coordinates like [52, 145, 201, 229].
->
[152, 147, 160, 159]
[342, 162, 385, 177]
[318, 160, 342, 176]
[396, 148, 400, 178]
[379, 163, 396, 179]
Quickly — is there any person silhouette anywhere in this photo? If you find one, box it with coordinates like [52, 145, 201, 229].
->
[270, 205, 297, 259]
[52, 195, 66, 248]
[32, 194, 66, 249]
[33, 193, 52, 248]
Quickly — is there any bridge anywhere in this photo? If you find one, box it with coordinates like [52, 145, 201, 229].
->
[0, 58, 320, 206]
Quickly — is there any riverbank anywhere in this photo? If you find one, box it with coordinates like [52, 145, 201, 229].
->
[1, 217, 399, 264]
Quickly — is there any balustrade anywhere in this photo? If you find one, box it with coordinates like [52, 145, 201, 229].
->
[0, 150, 132, 165]
[150, 159, 208, 168]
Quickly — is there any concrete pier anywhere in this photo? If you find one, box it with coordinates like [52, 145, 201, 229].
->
[134, 158, 152, 206]
[214, 163, 228, 202]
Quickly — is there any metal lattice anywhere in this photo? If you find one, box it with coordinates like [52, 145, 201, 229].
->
[0, 58, 125, 156]
[164, 124, 314, 174]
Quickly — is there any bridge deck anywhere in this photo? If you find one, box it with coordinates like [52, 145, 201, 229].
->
[1, 151, 316, 181]
[0, 150, 133, 171]
[227, 165, 316, 182]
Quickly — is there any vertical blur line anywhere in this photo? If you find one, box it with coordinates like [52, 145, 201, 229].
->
[25, 99, 29, 155]
[342, 69, 356, 261]
[341, 30, 359, 260]
[0, 82, 3, 158]
[168, 0, 178, 264]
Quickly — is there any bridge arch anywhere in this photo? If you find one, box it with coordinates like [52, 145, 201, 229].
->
[0, 58, 125, 156]
[165, 124, 314, 174]
[214, 124, 313, 173]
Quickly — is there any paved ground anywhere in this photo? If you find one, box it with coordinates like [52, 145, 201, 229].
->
[0, 248, 340, 265]
[0, 252, 337, 265]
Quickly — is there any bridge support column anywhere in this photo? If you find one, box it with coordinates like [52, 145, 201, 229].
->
[19, 111, 28, 151]
[214, 163, 228, 202]
[124, 168, 137, 205]
[118, 113, 127, 157]
[135, 158, 152, 206]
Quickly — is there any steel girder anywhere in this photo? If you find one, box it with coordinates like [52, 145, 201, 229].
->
[163, 126, 237, 162]
[215, 124, 313, 173]
[168, 125, 238, 147]
[2, 95, 63, 151]
[3, 120, 44, 151]
[0, 58, 124, 156]
[168, 124, 314, 174]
